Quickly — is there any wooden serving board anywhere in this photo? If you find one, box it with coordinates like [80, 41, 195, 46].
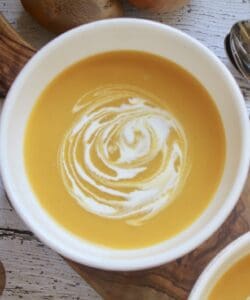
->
[0, 13, 249, 299]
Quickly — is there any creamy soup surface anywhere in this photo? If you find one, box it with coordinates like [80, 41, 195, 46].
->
[24, 51, 225, 249]
[209, 254, 250, 300]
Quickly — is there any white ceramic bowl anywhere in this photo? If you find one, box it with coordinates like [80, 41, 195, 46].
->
[189, 232, 250, 299]
[0, 18, 249, 271]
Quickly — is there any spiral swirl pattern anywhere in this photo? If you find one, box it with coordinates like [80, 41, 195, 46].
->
[59, 85, 188, 225]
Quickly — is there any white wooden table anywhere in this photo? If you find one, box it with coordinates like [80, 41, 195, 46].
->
[0, 0, 250, 299]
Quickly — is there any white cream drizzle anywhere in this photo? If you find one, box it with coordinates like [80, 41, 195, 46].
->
[59, 85, 189, 225]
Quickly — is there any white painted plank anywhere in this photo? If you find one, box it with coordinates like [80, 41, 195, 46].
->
[0, 231, 100, 299]
[0, 180, 28, 231]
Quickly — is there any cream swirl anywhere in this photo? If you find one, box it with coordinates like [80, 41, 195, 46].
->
[59, 85, 189, 225]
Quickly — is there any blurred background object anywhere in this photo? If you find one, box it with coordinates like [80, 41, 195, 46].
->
[20, 0, 123, 33]
[128, 0, 189, 12]
[225, 20, 250, 81]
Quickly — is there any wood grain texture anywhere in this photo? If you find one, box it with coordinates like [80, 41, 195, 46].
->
[0, 0, 250, 299]
[0, 259, 5, 296]
[0, 13, 35, 96]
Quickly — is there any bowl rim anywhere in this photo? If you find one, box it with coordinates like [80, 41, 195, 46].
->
[189, 232, 250, 299]
[0, 18, 250, 271]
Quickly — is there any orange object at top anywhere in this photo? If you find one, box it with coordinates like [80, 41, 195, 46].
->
[128, 0, 188, 12]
